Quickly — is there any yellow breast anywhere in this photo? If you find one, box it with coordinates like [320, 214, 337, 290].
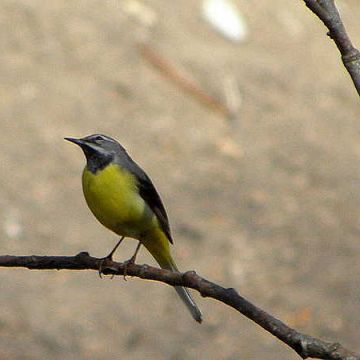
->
[82, 163, 155, 238]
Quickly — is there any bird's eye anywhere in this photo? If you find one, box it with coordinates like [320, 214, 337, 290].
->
[94, 135, 103, 141]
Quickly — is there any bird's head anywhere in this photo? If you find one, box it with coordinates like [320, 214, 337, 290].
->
[65, 134, 124, 173]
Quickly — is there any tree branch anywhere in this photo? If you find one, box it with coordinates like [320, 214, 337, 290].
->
[0, 252, 358, 360]
[303, 0, 360, 96]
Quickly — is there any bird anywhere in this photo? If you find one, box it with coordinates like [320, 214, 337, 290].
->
[65, 134, 202, 323]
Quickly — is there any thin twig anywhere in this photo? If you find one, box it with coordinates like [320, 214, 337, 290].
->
[303, 0, 360, 96]
[139, 43, 232, 117]
[0, 252, 358, 360]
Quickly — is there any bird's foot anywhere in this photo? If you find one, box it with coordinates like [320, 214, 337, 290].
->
[98, 236, 125, 279]
[97, 254, 136, 280]
[98, 239, 140, 280]
[122, 255, 137, 281]
[122, 241, 141, 280]
[98, 255, 113, 278]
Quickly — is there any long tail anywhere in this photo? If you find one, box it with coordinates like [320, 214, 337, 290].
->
[141, 229, 202, 323]
[162, 256, 202, 323]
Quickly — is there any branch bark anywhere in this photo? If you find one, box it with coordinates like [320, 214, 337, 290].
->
[303, 0, 360, 96]
[0, 252, 358, 360]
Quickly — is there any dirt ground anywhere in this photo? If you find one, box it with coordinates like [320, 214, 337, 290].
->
[0, 0, 359, 359]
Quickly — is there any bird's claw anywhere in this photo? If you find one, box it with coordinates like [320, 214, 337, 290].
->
[98, 256, 113, 279]
[122, 256, 136, 281]
[98, 255, 135, 280]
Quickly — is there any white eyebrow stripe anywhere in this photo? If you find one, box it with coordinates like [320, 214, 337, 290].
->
[90, 134, 117, 142]
[103, 136, 116, 142]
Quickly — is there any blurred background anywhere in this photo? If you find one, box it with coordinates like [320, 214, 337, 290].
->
[0, 0, 359, 359]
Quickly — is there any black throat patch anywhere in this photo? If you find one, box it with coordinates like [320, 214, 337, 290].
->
[86, 152, 113, 174]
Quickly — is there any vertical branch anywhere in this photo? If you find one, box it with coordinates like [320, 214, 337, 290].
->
[303, 0, 360, 96]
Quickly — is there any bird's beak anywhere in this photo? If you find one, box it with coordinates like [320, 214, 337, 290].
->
[64, 137, 102, 157]
[64, 137, 86, 146]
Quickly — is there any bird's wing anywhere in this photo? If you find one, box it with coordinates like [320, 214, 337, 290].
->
[137, 174, 173, 244]
[126, 159, 173, 244]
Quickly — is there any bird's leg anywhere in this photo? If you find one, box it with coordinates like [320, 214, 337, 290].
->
[106, 236, 125, 259]
[123, 241, 142, 280]
[127, 241, 142, 264]
[98, 236, 125, 278]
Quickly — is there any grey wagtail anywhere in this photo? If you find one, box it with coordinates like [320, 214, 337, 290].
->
[65, 134, 202, 323]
